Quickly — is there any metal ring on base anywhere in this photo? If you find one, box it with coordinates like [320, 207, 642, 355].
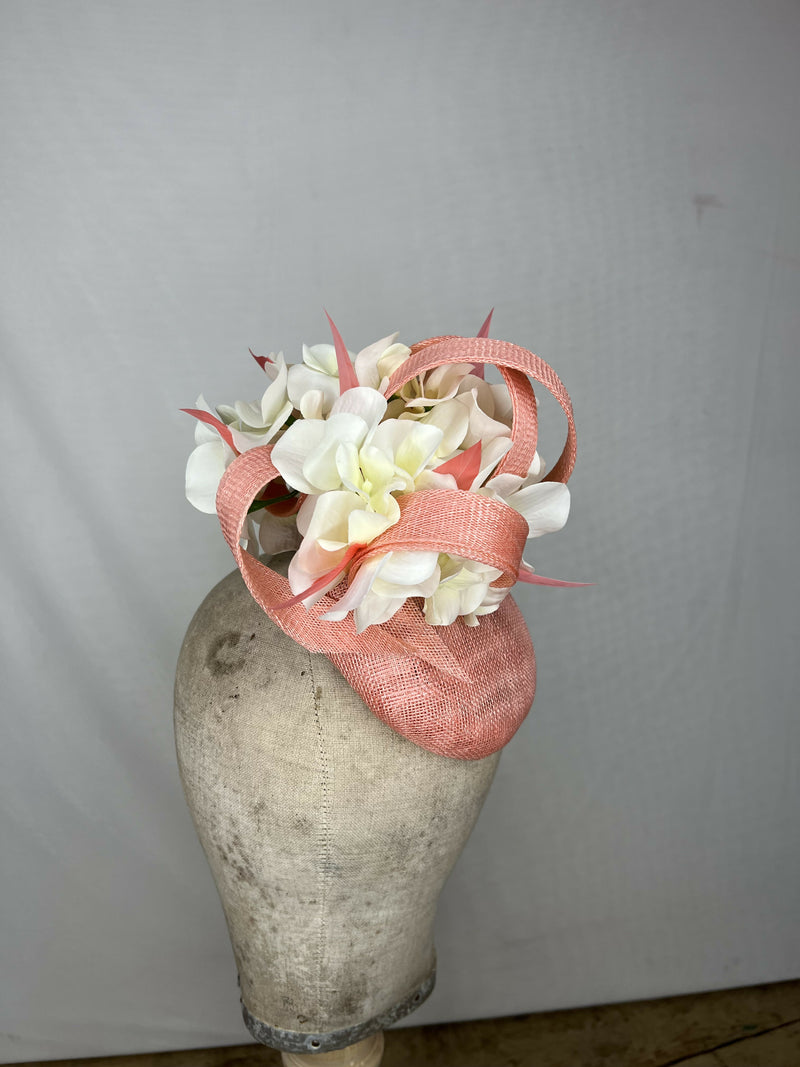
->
[241, 967, 436, 1054]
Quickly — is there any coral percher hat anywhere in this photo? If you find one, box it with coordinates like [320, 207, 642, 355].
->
[211, 332, 581, 760]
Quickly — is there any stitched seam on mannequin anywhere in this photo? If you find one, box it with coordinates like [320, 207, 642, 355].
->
[308, 650, 330, 1017]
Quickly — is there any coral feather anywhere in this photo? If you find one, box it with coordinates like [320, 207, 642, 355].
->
[324, 310, 359, 394]
[181, 408, 240, 455]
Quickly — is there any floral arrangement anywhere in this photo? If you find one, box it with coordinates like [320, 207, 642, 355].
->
[184, 313, 579, 636]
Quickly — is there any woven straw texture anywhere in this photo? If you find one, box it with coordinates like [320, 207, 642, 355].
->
[215, 335, 574, 759]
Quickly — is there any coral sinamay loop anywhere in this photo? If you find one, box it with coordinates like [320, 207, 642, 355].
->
[348, 489, 529, 589]
[387, 335, 576, 484]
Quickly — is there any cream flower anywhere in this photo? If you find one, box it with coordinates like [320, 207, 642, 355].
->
[215, 354, 294, 452]
[287, 334, 411, 417]
[321, 550, 507, 632]
[275, 384, 445, 608]
[481, 452, 570, 539]
[393, 374, 514, 482]
[281, 405, 445, 605]
[423, 555, 505, 627]
[186, 322, 578, 632]
[322, 551, 442, 631]
[184, 397, 237, 514]
[271, 387, 388, 495]
[185, 359, 294, 515]
[385, 364, 474, 424]
[454, 378, 513, 448]
[354, 334, 412, 391]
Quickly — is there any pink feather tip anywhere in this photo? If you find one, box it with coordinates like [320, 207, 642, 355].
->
[324, 310, 359, 394]
[434, 441, 482, 491]
[471, 307, 494, 379]
[275, 543, 364, 610]
[249, 348, 274, 371]
[476, 308, 494, 338]
[181, 408, 240, 455]
[517, 564, 593, 588]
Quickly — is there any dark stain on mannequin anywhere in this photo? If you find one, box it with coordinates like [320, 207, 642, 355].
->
[329, 975, 368, 1019]
[206, 631, 247, 676]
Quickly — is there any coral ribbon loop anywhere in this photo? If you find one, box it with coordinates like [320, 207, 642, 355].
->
[349, 490, 528, 586]
[216, 445, 470, 680]
[385, 335, 575, 484]
[212, 329, 576, 760]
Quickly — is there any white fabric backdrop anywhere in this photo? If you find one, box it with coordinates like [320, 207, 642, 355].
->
[2, 1, 799, 1061]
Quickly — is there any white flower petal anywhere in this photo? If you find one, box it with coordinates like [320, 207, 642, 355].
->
[185, 440, 234, 513]
[295, 493, 317, 537]
[358, 444, 398, 491]
[258, 351, 283, 383]
[354, 333, 400, 390]
[260, 356, 289, 422]
[232, 399, 263, 427]
[230, 400, 293, 452]
[488, 382, 513, 423]
[418, 399, 469, 456]
[473, 435, 512, 488]
[354, 590, 407, 632]
[510, 482, 571, 537]
[526, 450, 546, 482]
[330, 386, 387, 431]
[303, 343, 340, 375]
[191, 395, 220, 444]
[321, 555, 389, 621]
[271, 419, 327, 493]
[348, 508, 394, 545]
[424, 583, 461, 626]
[302, 413, 369, 491]
[287, 363, 340, 414]
[377, 342, 411, 380]
[414, 468, 458, 491]
[335, 441, 362, 493]
[457, 389, 512, 447]
[303, 490, 364, 544]
[394, 422, 444, 476]
[369, 420, 443, 477]
[300, 389, 326, 420]
[485, 471, 524, 497]
[287, 545, 346, 606]
[375, 549, 439, 586]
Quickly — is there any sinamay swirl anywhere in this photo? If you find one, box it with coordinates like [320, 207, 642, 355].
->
[213, 334, 577, 760]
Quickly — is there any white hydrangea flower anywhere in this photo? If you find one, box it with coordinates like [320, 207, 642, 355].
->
[184, 358, 294, 515]
[423, 554, 505, 627]
[272, 388, 446, 606]
[286, 334, 411, 417]
[184, 398, 237, 514]
[392, 373, 514, 482]
[454, 378, 513, 448]
[322, 550, 442, 631]
[322, 551, 507, 632]
[185, 321, 577, 632]
[216, 353, 294, 452]
[388, 362, 478, 414]
[481, 451, 571, 539]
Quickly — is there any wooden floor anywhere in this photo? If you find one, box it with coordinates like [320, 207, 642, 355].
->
[11, 979, 800, 1067]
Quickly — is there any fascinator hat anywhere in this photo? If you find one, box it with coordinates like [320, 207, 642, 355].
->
[184, 313, 583, 759]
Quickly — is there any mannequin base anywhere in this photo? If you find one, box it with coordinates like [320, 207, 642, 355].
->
[281, 1031, 384, 1066]
[242, 966, 435, 1054]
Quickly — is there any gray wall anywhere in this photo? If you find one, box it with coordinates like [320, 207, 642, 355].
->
[2, 1, 799, 1060]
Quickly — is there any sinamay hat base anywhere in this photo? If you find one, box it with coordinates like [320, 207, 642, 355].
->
[174, 554, 501, 1056]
